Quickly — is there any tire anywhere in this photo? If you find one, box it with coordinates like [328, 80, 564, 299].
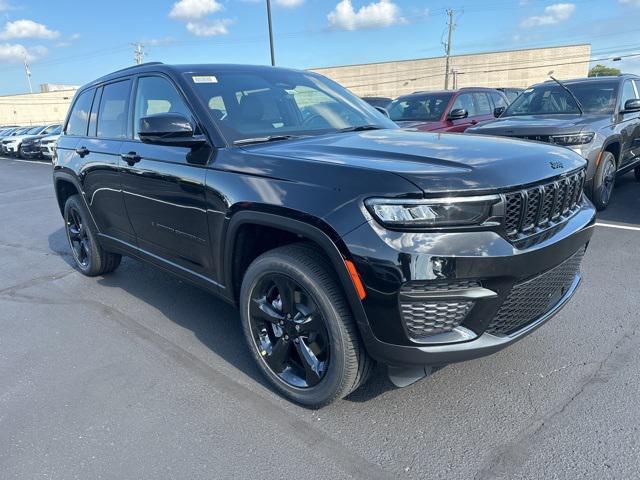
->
[592, 151, 617, 211]
[64, 194, 121, 276]
[18, 146, 25, 159]
[635, 166, 640, 182]
[239, 243, 373, 408]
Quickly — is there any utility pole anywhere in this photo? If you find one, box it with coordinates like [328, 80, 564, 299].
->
[23, 57, 33, 93]
[266, 0, 275, 66]
[443, 9, 455, 90]
[132, 43, 146, 65]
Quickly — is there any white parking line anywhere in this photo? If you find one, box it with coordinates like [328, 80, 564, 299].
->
[8, 158, 51, 166]
[596, 222, 640, 232]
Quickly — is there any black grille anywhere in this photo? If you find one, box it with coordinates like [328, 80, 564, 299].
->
[513, 135, 553, 143]
[504, 170, 585, 241]
[399, 281, 480, 340]
[485, 248, 585, 336]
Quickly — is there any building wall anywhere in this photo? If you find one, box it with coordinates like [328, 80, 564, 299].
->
[311, 44, 591, 99]
[0, 89, 77, 126]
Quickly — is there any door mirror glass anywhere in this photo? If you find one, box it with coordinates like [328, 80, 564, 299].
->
[623, 98, 640, 113]
[448, 108, 468, 120]
[138, 113, 205, 147]
[494, 106, 506, 118]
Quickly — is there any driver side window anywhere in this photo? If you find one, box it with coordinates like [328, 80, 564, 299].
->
[134, 76, 194, 139]
[452, 93, 476, 116]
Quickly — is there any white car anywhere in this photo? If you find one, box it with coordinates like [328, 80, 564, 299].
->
[1, 124, 60, 156]
[40, 133, 61, 160]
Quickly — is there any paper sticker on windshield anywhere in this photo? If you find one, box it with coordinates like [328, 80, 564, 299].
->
[192, 75, 217, 84]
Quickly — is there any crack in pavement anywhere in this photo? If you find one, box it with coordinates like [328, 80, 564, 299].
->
[474, 324, 640, 480]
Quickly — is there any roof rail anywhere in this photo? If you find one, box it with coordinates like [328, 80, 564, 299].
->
[107, 62, 164, 76]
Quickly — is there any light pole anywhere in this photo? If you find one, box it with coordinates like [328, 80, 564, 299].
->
[266, 0, 275, 66]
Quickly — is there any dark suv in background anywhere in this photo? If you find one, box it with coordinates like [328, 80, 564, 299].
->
[468, 75, 640, 210]
[53, 63, 595, 407]
[387, 87, 509, 132]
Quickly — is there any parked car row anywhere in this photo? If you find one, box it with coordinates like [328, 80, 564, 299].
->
[0, 124, 62, 159]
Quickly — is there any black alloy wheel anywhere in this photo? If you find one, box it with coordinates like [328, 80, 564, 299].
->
[240, 244, 373, 407]
[63, 194, 122, 276]
[66, 204, 91, 269]
[249, 273, 330, 388]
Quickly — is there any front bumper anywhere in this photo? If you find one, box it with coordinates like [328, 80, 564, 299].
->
[343, 197, 596, 366]
[2, 144, 18, 155]
[20, 145, 42, 158]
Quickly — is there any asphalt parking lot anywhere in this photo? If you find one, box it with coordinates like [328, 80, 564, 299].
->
[1, 156, 639, 480]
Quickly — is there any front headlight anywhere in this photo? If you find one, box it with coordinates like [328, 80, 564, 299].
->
[550, 133, 594, 146]
[365, 195, 502, 228]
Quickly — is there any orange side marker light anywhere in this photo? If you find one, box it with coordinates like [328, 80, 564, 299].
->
[344, 259, 367, 300]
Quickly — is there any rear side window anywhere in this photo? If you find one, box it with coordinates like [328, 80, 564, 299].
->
[66, 89, 95, 136]
[134, 76, 193, 138]
[97, 80, 131, 139]
[490, 92, 509, 109]
[472, 92, 492, 115]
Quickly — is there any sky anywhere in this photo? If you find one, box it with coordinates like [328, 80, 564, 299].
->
[0, 0, 639, 95]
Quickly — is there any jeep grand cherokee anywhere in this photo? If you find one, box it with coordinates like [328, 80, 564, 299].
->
[53, 63, 596, 407]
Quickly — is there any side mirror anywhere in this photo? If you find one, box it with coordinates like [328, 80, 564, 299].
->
[374, 106, 390, 118]
[494, 107, 506, 118]
[448, 108, 468, 121]
[622, 99, 640, 113]
[138, 113, 206, 148]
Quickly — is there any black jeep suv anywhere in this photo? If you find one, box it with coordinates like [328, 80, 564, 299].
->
[53, 63, 596, 407]
[468, 75, 640, 210]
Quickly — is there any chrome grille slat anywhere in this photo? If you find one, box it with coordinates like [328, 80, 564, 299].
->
[504, 171, 584, 242]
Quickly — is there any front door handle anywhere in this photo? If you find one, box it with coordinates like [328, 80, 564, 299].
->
[121, 152, 141, 166]
[75, 146, 90, 158]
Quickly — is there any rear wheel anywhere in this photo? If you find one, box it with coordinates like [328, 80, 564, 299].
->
[592, 151, 617, 211]
[239, 244, 373, 408]
[64, 194, 121, 276]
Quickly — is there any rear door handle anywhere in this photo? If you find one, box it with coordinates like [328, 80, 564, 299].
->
[121, 152, 141, 166]
[75, 146, 90, 158]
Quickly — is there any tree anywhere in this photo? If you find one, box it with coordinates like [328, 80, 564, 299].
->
[588, 64, 621, 77]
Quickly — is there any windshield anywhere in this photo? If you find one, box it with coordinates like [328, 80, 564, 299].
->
[26, 126, 43, 134]
[504, 81, 619, 116]
[187, 69, 396, 144]
[387, 93, 453, 122]
[13, 128, 28, 135]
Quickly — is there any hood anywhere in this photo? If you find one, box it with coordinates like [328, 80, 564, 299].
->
[4, 134, 32, 142]
[395, 120, 443, 131]
[41, 134, 60, 143]
[467, 114, 609, 136]
[244, 129, 586, 194]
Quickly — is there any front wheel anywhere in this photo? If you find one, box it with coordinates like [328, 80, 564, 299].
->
[239, 244, 373, 408]
[592, 151, 617, 211]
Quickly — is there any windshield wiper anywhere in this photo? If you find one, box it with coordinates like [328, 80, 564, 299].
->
[337, 125, 384, 133]
[549, 75, 584, 115]
[233, 135, 304, 146]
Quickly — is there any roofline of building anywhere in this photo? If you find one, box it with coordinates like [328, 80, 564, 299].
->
[310, 43, 592, 71]
[0, 88, 78, 98]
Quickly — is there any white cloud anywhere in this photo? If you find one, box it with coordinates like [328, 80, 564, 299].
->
[0, 43, 47, 62]
[186, 19, 231, 36]
[169, 0, 222, 20]
[520, 3, 575, 27]
[328, 0, 403, 30]
[619, 0, 640, 5]
[0, 19, 60, 40]
[274, 0, 304, 7]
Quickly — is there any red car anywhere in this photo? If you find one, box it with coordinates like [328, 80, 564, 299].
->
[387, 87, 509, 132]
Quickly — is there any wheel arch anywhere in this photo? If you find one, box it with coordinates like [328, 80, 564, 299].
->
[601, 138, 621, 167]
[53, 172, 100, 232]
[223, 210, 373, 340]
